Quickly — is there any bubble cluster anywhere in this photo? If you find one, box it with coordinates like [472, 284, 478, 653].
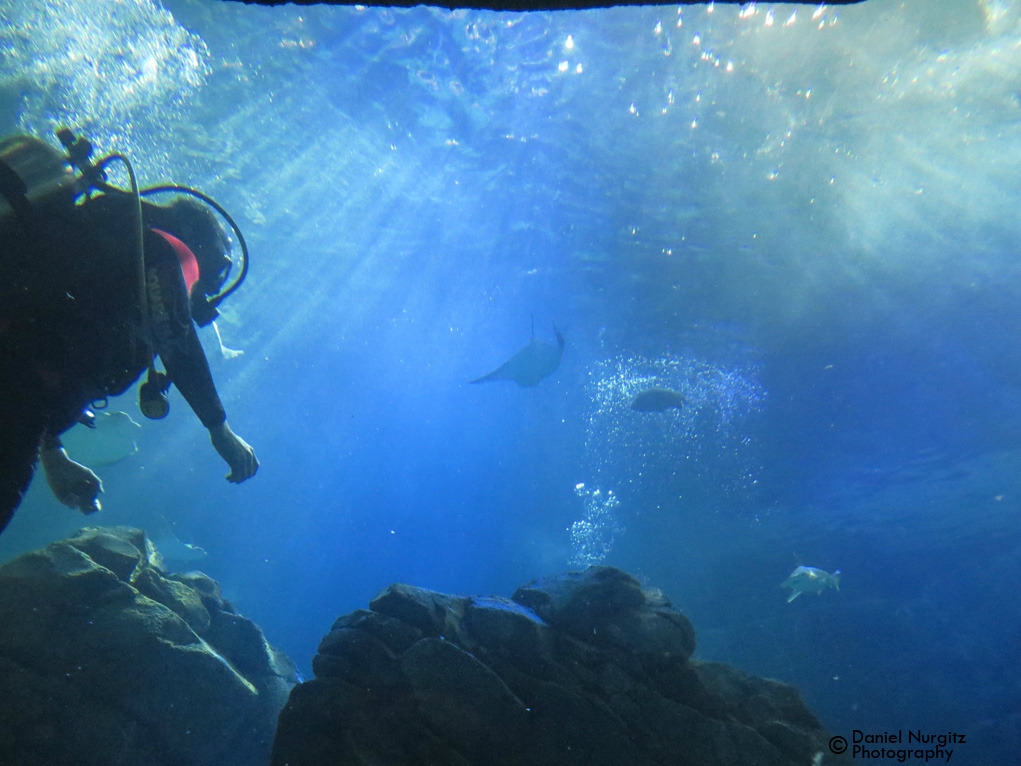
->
[568, 354, 766, 564]
[568, 483, 624, 567]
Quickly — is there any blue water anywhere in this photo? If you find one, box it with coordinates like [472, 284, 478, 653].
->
[3, 0, 1020, 759]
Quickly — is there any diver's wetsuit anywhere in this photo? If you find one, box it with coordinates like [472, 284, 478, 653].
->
[0, 192, 226, 533]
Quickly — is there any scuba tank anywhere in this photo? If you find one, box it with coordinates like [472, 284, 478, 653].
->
[1, 129, 250, 307]
[0, 135, 78, 235]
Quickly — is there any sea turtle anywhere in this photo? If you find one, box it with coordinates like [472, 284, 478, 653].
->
[781, 566, 841, 603]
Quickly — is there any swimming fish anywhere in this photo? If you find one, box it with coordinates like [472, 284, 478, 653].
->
[781, 566, 841, 603]
[470, 320, 565, 387]
[60, 410, 142, 466]
[630, 387, 686, 412]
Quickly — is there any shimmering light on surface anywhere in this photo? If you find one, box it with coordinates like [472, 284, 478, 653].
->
[1, 0, 209, 170]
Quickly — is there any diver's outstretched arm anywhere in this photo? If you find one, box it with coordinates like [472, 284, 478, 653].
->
[208, 421, 259, 484]
[38, 433, 103, 514]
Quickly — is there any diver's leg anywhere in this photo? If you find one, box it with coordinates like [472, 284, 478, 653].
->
[0, 432, 42, 534]
[0, 377, 47, 534]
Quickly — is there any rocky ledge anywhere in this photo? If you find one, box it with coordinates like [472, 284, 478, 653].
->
[272, 566, 850, 766]
[0, 526, 298, 766]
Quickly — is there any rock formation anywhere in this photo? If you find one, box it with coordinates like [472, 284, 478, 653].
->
[0, 526, 298, 766]
[272, 565, 850, 766]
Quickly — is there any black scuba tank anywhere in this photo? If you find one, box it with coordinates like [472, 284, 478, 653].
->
[0, 135, 77, 236]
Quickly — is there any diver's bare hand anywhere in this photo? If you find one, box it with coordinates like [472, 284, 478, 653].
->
[209, 421, 259, 483]
[39, 442, 103, 514]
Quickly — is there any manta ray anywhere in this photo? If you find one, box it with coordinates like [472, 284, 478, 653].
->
[149, 517, 208, 572]
[60, 410, 142, 466]
[471, 320, 565, 387]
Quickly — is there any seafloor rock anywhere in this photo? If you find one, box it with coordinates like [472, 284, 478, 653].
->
[272, 565, 852, 766]
[0, 525, 298, 766]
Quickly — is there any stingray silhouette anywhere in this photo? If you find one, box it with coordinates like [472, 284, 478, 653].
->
[471, 320, 565, 387]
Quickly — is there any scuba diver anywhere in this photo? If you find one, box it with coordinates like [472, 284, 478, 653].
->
[0, 129, 258, 534]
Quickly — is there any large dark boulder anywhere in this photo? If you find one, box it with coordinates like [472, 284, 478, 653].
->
[0, 526, 298, 766]
[272, 565, 851, 766]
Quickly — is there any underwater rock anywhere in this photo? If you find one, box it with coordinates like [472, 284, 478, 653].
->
[0, 525, 298, 766]
[369, 581, 470, 640]
[272, 565, 851, 766]
[513, 565, 697, 662]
